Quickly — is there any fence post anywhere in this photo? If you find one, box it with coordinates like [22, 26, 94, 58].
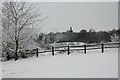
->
[102, 43, 104, 53]
[52, 46, 54, 56]
[68, 45, 70, 55]
[84, 44, 86, 54]
[36, 48, 38, 57]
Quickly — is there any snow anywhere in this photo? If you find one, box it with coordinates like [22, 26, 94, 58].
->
[2, 48, 118, 78]
[50, 42, 85, 47]
[0, 62, 2, 79]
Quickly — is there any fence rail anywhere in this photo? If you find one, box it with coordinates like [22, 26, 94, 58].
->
[26, 42, 120, 57]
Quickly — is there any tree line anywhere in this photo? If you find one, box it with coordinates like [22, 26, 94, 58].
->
[37, 28, 120, 44]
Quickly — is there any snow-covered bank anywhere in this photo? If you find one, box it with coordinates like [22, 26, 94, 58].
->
[2, 48, 118, 78]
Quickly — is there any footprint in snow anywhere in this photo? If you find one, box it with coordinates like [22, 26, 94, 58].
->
[11, 73, 15, 74]
[21, 72, 24, 73]
[2, 70, 5, 72]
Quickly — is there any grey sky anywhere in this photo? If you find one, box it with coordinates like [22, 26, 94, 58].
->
[34, 2, 118, 33]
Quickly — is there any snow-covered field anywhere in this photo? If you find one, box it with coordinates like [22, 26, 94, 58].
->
[2, 48, 118, 78]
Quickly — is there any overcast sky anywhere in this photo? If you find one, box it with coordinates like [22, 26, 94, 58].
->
[35, 2, 118, 33]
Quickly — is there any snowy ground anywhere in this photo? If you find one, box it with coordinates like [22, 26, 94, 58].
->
[0, 62, 2, 79]
[2, 48, 118, 78]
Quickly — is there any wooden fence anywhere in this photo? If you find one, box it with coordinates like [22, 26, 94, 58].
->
[26, 42, 120, 57]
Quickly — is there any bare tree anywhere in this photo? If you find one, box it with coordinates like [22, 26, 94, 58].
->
[2, 1, 46, 61]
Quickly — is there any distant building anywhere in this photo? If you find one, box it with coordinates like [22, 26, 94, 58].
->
[66, 27, 73, 33]
[69, 27, 73, 32]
